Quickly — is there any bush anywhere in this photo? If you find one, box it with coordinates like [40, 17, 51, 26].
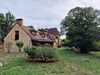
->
[24, 46, 59, 62]
[36, 47, 59, 59]
[24, 46, 37, 58]
[5, 42, 13, 53]
[92, 41, 100, 51]
[0, 46, 2, 49]
[44, 43, 51, 47]
[16, 42, 24, 52]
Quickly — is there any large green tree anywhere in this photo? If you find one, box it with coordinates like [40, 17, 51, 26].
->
[5, 11, 15, 32]
[0, 11, 15, 41]
[61, 7, 100, 53]
[0, 13, 5, 24]
[0, 13, 5, 41]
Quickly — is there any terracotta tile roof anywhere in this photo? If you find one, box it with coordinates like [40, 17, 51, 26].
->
[47, 28, 59, 36]
[21, 25, 55, 42]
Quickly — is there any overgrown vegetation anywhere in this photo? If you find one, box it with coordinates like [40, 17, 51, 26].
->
[24, 46, 59, 62]
[5, 42, 13, 53]
[16, 42, 24, 52]
[0, 46, 2, 49]
[0, 47, 100, 75]
[44, 43, 51, 47]
[92, 41, 100, 51]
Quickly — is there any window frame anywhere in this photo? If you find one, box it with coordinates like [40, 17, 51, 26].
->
[15, 31, 19, 40]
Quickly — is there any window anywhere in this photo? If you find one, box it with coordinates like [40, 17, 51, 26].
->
[15, 31, 19, 40]
[32, 32, 35, 35]
[41, 34, 45, 38]
[56, 36, 58, 39]
[47, 35, 50, 38]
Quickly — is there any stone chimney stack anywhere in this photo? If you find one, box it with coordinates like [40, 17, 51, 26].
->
[16, 18, 23, 26]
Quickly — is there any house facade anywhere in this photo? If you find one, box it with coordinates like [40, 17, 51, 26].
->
[4, 19, 61, 52]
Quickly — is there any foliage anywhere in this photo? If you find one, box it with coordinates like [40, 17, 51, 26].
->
[44, 43, 51, 47]
[61, 7, 100, 53]
[0, 11, 15, 42]
[0, 38, 1, 43]
[24, 46, 59, 61]
[61, 39, 67, 47]
[92, 41, 100, 51]
[0, 41, 2, 49]
[0, 46, 2, 49]
[61, 37, 71, 47]
[38, 28, 48, 32]
[16, 42, 24, 52]
[24, 46, 37, 58]
[27, 25, 34, 28]
[5, 42, 13, 53]
[36, 47, 59, 59]
[0, 13, 5, 41]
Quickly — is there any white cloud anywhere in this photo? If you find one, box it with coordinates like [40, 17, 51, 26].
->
[0, 0, 100, 39]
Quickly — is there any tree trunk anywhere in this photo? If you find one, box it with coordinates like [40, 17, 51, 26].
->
[8, 47, 10, 53]
[19, 48, 21, 52]
[79, 47, 88, 54]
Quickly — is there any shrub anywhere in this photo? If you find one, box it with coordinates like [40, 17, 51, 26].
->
[24, 46, 59, 62]
[0, 46, 2, 49]
[44, 43, 51, 47]
[5, 42, 13, 53]
[24, 46, 37, 58]
[16, 42, 24, 52]
[36, 47, 59, 59]
[92, 41, 100, 51]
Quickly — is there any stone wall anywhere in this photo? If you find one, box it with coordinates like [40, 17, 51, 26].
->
[4, 24, 31, 52]
[54, 35, 61, 48]
[57, 35, 61, 46]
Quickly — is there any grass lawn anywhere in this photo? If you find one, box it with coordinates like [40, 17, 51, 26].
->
[0, 47, 100, 75]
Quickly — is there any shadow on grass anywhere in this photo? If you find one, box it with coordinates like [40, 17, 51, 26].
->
[64, 48, 100, 58]
[26, 60, 59, 63]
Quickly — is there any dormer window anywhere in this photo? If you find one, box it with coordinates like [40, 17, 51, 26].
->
[32, 31, 38, 35]
[32, 32, 35, 35]
[35, 32, 38, 35]
[41, 34, 45, 38]
[42, 34, 44, 37]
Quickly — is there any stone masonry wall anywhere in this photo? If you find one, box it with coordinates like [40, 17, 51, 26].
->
[4, 24, 31, 52]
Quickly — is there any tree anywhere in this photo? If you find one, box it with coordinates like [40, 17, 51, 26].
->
[5, 11, 15, 32]
[0, 13, 5, 41]
[0, 26, 1, 41]
[0, 11, 15, 42]
[38, 28, 48, 32]
[16, 42, 24, 52]
[61, 7, 100, 53]
[0, 13, 5, 25]
[5, 42, 13, 53]
[27, 25, 34, 28]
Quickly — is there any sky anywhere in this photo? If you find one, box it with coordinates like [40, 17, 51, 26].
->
[0, 0, 100, 39]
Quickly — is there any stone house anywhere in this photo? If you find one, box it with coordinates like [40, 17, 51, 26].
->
[4, 19, 61, 52]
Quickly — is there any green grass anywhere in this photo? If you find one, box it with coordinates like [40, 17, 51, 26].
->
[0, 48, 100, 75]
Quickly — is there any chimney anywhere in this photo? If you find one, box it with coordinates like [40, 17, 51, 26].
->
[16, 18, 23, 26]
